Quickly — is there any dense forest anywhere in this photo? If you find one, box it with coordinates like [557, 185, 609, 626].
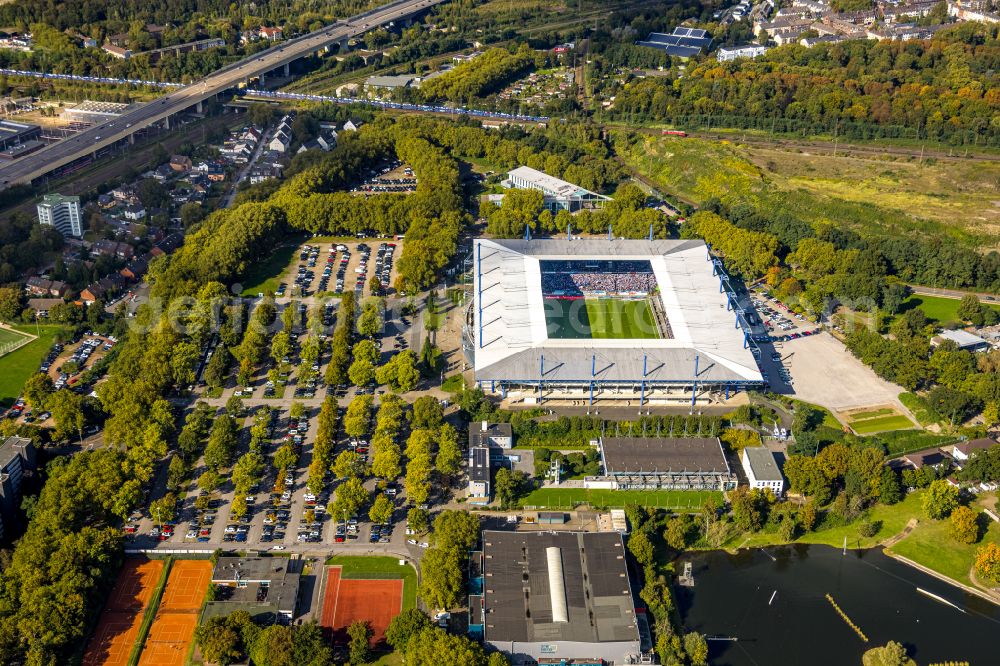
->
[607, 22, 1000, 145]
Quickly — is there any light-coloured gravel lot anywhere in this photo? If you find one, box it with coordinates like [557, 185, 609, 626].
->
[780, 331, 906, 413]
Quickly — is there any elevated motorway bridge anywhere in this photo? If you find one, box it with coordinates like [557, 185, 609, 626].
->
[0, 0, 444, 189]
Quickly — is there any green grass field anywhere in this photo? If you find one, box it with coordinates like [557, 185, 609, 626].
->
[899, 294, 1000, 324]
[517, 488, 721, 510]
[324, 555, 417, 610]
[0, 327, 30, 350]
[848, 413, 916, 435]
[733, 490, 925, 551]
[239, 242, 300, 296]
[0, 325, 66, 407]
[545, 297, 659, 339]
[888, 495, 1000, 586]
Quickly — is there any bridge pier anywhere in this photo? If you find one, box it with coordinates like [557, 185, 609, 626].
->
[128, 133, 135, 145]
[196, 100, 204, 114]
[283, 62, 290, 77]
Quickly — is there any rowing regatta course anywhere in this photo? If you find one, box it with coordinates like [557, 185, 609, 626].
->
[677, 545, 1000, 665]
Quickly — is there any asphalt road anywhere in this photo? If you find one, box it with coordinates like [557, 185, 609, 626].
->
[0, 0, 445, 187]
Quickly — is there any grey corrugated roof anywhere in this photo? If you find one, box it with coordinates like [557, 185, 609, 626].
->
[478, 345, 752, 383]
[602, 437, 730, 475]
[482, 531, 638, 645]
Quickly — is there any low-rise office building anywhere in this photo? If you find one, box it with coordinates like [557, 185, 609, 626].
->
[0, 436, 36, 541]
[205, 557, 301, 624]
[742, 446, 784, 494]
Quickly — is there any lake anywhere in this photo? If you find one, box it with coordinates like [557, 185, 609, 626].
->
[677, 545, 1000, 665]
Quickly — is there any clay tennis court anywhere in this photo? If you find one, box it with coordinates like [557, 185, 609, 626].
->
[136, 560, 211, 666]
[82, 559, 164, 666]
[320, 566, 403, 644]
[137, 613, 198, 666]
[158, 560, 211, 610]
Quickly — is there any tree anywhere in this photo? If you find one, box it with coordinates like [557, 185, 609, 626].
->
[371, 443, 402, 480]
[347, 620, 372, 664]
[435, 424, 462, 478]
[494, 467, 526, 508]
[949, 505, 980, 544]
[628, 529, 654, 565]
[401, 626, 486, 666]
[333, 450, 367, 479]
[195, 616, 243, 666]
[198, 470, 222, 494]
[150, 492, 177, 524]
[289, 401, 306, 419]
[0, 286, 23, 320]
[232, 451, 264, 494]
[411, 396, 444, 429]
[369, 493, 394, 524]
[431, 511, 480, 551]
[274, 444, 298, 473]
[683, 632, 708, 666]
[349, 357, 376, 386]
[167, 455, 187, 492]
[249, 625, 295, 666]
[22, 372, 53, 410]
[48, 389, 85, 441]
[975, 542, 1000, 584]
[879, 466, 902, 505]
[418, 546, 464, 611]
[385, 609, 431, 650]
[487, 653, 510, 666]
[922, 479, 959, 519]
[407, 507, 429, 533]
[226, 395, 245, 417]
[330, 476, 368, 520]
[344, 395, 373, 438]
[862, 641, 917, 666]
[729, 486, 764, 532]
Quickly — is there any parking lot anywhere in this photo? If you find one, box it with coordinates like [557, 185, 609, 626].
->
[350, 160, 417, 194]
[277, 240, 401, 299]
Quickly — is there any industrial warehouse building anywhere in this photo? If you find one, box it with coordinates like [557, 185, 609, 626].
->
[465, 238, 764, 406]
[476, 530, 645, 665]
[586, 436, 737, 491]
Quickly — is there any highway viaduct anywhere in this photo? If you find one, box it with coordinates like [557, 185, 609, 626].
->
[0, 0, 446, 189]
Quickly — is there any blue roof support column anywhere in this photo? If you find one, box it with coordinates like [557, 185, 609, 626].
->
[743, 330, 749, 349]
[589, 381, 594, 406]
[501, 383, 507, 399]
[691, 354, 700, 411]
[539, 354, 545, 405]
[491, 380, 495, 393]
[648, 223, 654, 241]
[524, 223, 531, 241]
[608, 224, 613, 241]
[725, 383, 730, 400]
[567, 222, 571, 241]
[641, 353, 647, 406]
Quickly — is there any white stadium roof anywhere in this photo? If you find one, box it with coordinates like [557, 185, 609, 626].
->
[472, 238, 764, 386]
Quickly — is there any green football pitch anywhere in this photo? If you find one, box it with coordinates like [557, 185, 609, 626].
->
[545, 297, 660, 339]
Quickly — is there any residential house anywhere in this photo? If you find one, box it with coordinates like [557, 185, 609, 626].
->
[260, 26, 284, 41]
[951, 438, 998, 464]
[120, 255, 149, 281]
[269, 130, 291, 153]
[25, 277, 67, 298]
[169, 155, 192, 172]
[249, 164, 283, 184]
[123, 204, 146, 221]
[102, 43, 132, 59]
[342, 118, 363, 132]
[467, 446, 491, 502]
[151, 232, 184, 257]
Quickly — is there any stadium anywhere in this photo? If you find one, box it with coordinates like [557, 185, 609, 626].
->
[465, 238, 764, 406]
